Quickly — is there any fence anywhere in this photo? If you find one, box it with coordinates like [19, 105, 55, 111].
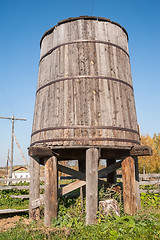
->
[0, 173, 159, 214]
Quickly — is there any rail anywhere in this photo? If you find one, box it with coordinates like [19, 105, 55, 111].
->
[0, 173, 159, 202]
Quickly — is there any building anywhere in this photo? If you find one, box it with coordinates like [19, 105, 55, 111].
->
[12, 166, 30, 182]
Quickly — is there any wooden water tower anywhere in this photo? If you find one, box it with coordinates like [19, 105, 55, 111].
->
[29, 16, 152, 225]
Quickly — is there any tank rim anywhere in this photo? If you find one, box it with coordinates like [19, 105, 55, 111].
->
[40, 16, 128, 48]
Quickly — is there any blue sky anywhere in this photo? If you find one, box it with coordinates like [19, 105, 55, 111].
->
[0, 0, 159, 167]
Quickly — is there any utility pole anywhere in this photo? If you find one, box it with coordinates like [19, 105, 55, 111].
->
[6, 149, 10, 176]
[0, 115, 26, 180]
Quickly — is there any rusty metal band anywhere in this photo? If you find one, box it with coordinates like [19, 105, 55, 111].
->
[31, 126, 139, 137]
[36, 76, 133, 94]
[39, 40, 129, 63]
[30, 138, 140, 147]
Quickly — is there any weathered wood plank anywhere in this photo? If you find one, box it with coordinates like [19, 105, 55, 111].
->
[32, 196, 45, 209]
[0, 178, 30, 183]
[98, 160, 122, 178]
[0, 209, 29, 215]
[107, 159, 117, 184]
[28, 146, 53, 157]
[139, 173, 160, 178]
[60, 180, 86, 196]
[0, 177, 45, 183]
[130, 146, 152, 156]
[10, 195, 30, 199]
[86, 148, 99, 225]
[140, 189, 159, 193]
[58, 164, 85, 180]
[139, 180, 159, 185]
[122, 157, 140, 215]
[44, 156, 58, 226]
[29, 157, 40, 220]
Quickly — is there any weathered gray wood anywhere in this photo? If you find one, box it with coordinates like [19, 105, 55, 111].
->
[86, 148, 99, 225]
[130, 146, 152, 156]
[140, 189, 160, 193]
[0, 209, 29, 215]
[58, 163, 85, 180]
[32, 196, 45, 209]
[122, 157, 140, 215]
[139, 173, 160, 178]
[29, 157, 40, 220]
[29, 146, 53, 157]
[31, 17, 139, 149]
[0, 178, 30, 183]
[10, 195, 30, 199]
[60, 180, 86, 196]
[98, 160, 122, 178]
[139, 180, 159, 185]
[44, 156, 58, 226]
[107, 159, 117, 184]
[0, 177, 45, 183]
[0, 186, 29, 190]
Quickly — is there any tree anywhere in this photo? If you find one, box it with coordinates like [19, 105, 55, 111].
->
[138, 133, 160, 173]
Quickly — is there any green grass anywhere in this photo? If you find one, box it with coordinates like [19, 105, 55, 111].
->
[0, 187, 160, 239]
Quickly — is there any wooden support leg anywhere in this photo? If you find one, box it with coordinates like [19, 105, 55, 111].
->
[107, 159, 117, 184]
[78, 159, 86, 209]
[86, 148, 99, 225]
[134, 156, 141, 210]
[29, 157, 40, 220]
[44, 156, 58, 226]
[122, 156, 141, 215]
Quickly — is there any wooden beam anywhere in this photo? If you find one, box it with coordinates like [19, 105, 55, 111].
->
[86, 148, 99, 225]
[107, 159, 117, 184]
[60, 180, 86, 196]
[58, 164, 85, 180]
[28, 146, 53, 157]
[0, 209, 29, 215]
[98, 160, 122, 178]
[130, 146, 152, 156]
[44, 156, 58, 226]
[32, 196, 45, 209]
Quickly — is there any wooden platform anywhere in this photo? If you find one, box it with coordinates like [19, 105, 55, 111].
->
[29, 145, 152, 164]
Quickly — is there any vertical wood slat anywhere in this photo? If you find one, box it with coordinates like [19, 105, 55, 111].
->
[31, 17, 139, 148]
[29, 157, 40, 220]
[44, 156, 58, 226]
[122, 157, 141, 215]
[86, 148, 99, 225]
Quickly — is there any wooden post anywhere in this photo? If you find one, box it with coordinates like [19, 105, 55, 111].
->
[86, 148, 99, 225]
[107, 159, 117, 184]
[29, 157, 40, 220]
[134, 156, 141, 210]
[78, 159, 86, 210]
[122, 156, 141, 215]
[44, 156, 58, 226]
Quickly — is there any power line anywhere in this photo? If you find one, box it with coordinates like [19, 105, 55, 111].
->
[91, 0, 95, 16]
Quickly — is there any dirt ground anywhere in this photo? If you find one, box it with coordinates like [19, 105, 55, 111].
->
[0, 216, 31, 232]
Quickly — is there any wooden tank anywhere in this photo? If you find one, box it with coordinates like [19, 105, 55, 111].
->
[31, 16, 140, 148]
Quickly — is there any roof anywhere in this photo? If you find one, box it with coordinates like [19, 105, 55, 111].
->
[14, 166, 28, 172]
